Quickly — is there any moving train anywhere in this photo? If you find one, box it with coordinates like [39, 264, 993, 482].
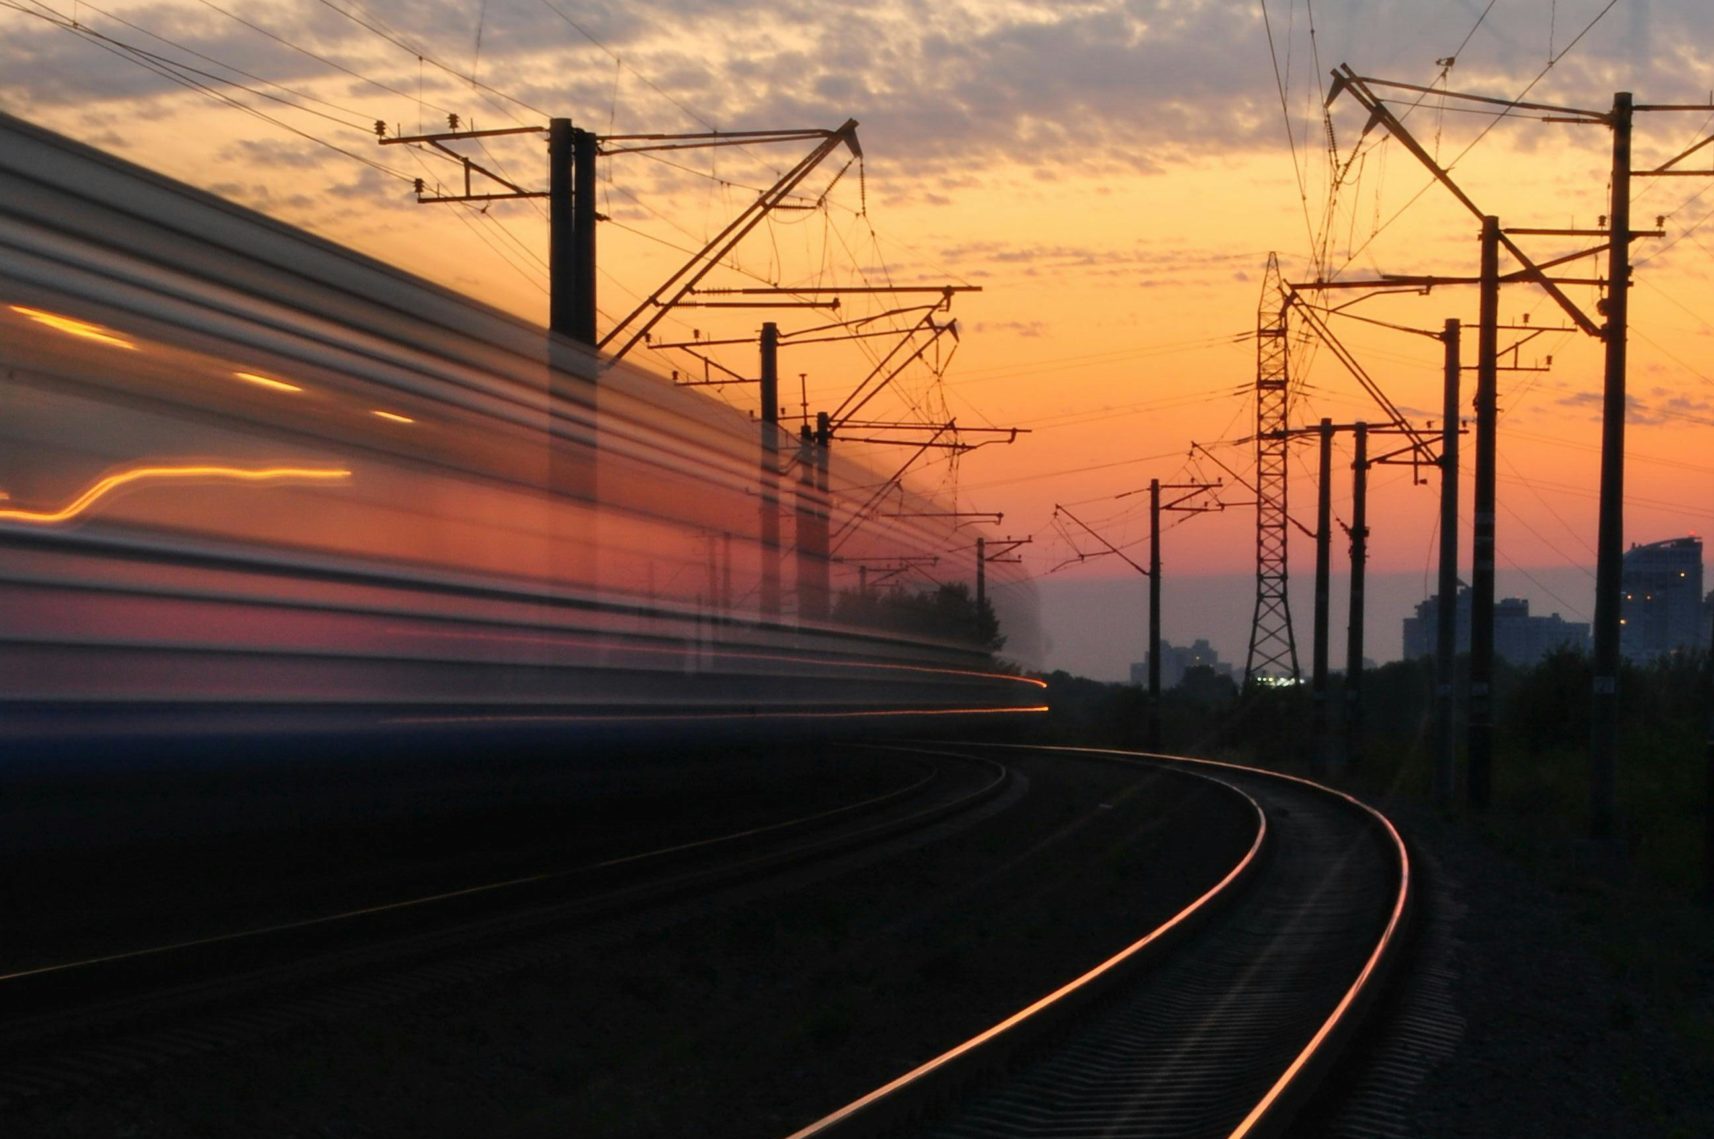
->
[0, 111, 1045, 752]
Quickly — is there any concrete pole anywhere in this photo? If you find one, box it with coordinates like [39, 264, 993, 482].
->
[1435, 318, 1462, 804]
[549, 120, 598, 346]
[759, 323, 781, 619]
[795, 424, 816, 624]
[1705, 601, 1714, 906]
[1469, 216, 1501, 810]
[1313, 417, 1333, 768]
[1345, 422, 1368, 768]
[570, 126, 598, 346]
[976, 537, 987, 614]
[802, 412, 831, 621]
[548, 119, 572, 339]
[1149, 478, 1162, 751]
[1590, 92, 1633, 841]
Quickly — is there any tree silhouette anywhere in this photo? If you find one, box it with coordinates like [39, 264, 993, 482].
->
[833, 582, 1005, 654]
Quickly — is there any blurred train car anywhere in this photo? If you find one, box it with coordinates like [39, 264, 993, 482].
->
[0, 111, 1044, 756]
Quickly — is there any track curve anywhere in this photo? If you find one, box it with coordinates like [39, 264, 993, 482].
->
[792, 745, 1412, 1139]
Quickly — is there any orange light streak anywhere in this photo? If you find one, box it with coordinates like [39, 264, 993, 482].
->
[233, 370, 303, 393]
[385, 625, 1049, 688]
[371, 410, 414, 424]
[0, 464, 352, 525]
[9, 304, 136, 349]
[388, 705, 1050, 726]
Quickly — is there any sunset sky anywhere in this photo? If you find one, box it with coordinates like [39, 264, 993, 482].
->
[4, 0, 1711, 677]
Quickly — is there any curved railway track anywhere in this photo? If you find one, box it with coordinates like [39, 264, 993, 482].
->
[0, 745, 1009, 1108]
[792, 745, 1412, 1139]
[6, 743, 1404, 1137]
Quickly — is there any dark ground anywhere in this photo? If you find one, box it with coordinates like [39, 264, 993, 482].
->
[5, 747, 1254, 1138]
[7, 731, 1712, 1136]
[1378, 799, 1714, 1138]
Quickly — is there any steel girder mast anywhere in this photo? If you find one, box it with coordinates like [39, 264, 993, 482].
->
[1247, 253, 1301, 685]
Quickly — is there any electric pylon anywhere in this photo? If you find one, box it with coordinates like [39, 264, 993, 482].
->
[1245, 253, 1301, 684]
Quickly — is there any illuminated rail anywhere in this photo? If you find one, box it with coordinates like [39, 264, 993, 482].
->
[789, 745, 1412, 1139]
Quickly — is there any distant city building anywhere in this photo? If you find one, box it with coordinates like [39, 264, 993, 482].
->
[1131, 638, 1235, 689]
[1402, 586, 1589, 666]
[1620, 537, 1705, 661]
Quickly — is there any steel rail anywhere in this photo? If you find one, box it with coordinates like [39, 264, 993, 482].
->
[785, 759, 1269, 1139]
[4, 759, 943, 986]
[788, 744, 1411, 1139]
[1, 749, 1010, 1043]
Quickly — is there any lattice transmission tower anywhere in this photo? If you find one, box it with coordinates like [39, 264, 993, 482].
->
[1244, 253, 1301, 684]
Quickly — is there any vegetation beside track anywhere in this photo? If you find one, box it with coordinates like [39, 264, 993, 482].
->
[1024, 651, 1714, 1081]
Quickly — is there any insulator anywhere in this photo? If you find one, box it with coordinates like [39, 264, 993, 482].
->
[448, 114, 460, 130]
[413, 178, 425, 194]
[374, 120, 387, 137]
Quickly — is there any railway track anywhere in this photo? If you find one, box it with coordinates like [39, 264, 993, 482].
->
[0, 744, 1008, 1109]
[791, 745, 1412, 1139]
[8, 743, 1392, 1136]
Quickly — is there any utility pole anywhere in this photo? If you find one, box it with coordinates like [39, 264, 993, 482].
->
[547, 119, 598, 344]
[1322, 68, 1714, 826]
[1312, 418, 1334, 768]
[1264, 268, 1461, 779]
[656, 287, 1014, 552]
[1149, 480, 1162, 750]
[1141, 481, 1222, 749]
[1258, 415, 1428, 768]
[1284, 277, 1541, 800]
[1345, 421, 1369, 768]
[547, 120, 574, 338]
[795, 418, 829, 623]
[1705, 600, 1714, 907]
[815, 411, 832, 613]
[1469, 216, 1500, 810]
[1435, 318, 1463, 805]
[975, 537, 987, 616]
[381, 118, 600, 345]
[759, 322, 782, 619]
[795, 412, 834, 622]
[976, 536, 1030, 638]
[1590, 92, 1633, 841]
[384, 120, 866, 357]
[1059, 484, 1219, 749]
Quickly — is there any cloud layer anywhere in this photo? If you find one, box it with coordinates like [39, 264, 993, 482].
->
[8, 0, 1710, 183]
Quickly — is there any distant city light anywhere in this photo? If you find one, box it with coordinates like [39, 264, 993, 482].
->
[9, 304, 136, 350]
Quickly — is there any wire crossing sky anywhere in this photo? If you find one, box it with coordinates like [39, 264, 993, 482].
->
[3, 0, 1711, 676]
